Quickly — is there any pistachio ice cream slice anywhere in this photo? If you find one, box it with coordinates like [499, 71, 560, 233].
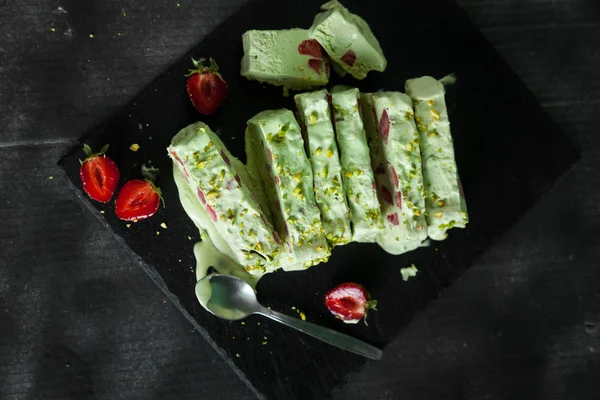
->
[295, 90, 352, 247]
[168, 122, 283, 273]
[405, 76, 468, 241]
[361, 92, 428, 254]
[309, 0, 386, 80]
[246, 109, 331, 270]
[330, 86, 383, 242]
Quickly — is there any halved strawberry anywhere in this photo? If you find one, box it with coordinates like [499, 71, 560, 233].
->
[325, 282, 377, 325]
[186, 57, 228, 116]
[79, 143, 120, 203]
[115, 179, 162, 221]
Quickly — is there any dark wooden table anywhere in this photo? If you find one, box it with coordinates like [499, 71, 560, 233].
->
[1, 0, 599, 399]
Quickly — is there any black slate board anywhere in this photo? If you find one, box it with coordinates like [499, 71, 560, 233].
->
[58, 0, 579, 398]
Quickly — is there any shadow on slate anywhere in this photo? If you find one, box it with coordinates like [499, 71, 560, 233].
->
[57, 0, 579, 398]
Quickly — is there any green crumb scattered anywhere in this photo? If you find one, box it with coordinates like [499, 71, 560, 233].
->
[187, 236, 192, 240]
[262, 341, 268, 345]
[160, 222, 167, 229]
[48, 176, 54, 180]
[156, 231, 160, 235]
[241, 321, 245, 325]
[295, 308, 306, 321]
[236, 353, 240, 358]
[401, 264, 418, 281]
[126, 224, 131, 228]
[100, 210, 105, 214]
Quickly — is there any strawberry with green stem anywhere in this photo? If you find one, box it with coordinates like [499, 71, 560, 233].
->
[115, 163, 164, 221]
[79, 143, 120, 203]
[186, 57, 228, 115]
[115, 179, 163, 221]
[325, 282, 378, 325]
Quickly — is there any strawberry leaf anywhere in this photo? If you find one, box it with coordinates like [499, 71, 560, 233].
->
[363, 300, 378, 326]
[99, 143, 110, 155]
[155, 185, 166, 207]
[209, 57, 219, 71]
[83, 143, 110, 160]
[141, 163, 159, 182]
[366, 300, 378, 310]
[83, 143, 93, 156]
[187, 57, 221, 77]
[191, 57, 206, 69]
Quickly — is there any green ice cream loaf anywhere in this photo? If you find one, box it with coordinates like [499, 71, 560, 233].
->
[241, 29, 330, 96]
[168, 122, 283, 274]
[330, 86, 383, 242]
[405, 76, 468, 241]
[294, 90, 352, 247]
[309, 0, 386, 80]
[246, 109, 331, 269]
[361, 92, 428, 254]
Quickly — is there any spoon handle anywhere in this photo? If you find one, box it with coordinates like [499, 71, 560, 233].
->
[258, 308, 383, 360]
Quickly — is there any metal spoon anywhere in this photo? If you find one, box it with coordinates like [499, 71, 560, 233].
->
[196, 274, 383, 360]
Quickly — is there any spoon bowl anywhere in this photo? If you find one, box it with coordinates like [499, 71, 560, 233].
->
[205, 274, 261, 320]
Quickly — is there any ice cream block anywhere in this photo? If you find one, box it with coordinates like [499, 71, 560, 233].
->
[309, 0, 386, 80]
[361, 92, 428, 254]
[330, 86, 383, 242]
[294, 90, 352, 247]
[168, 122, 283, 274]
[405, 76, 468, 241]
[245, 109, 331, 270]
[241, 29, 330, 96]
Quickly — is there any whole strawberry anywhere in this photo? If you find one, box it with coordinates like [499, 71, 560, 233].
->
[79, 143, 120, 203]
[325, 282, 377, 325]
[115, 179, 162, 221]
[186, 57, 228, 115]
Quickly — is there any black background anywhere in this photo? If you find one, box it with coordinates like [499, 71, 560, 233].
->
[54, 0, 580, 398]
[1, 0, 600, 399]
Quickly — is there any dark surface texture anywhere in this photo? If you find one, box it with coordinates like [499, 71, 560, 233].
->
[1, 0, 599, 399]
[56, 0, 580, 398]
